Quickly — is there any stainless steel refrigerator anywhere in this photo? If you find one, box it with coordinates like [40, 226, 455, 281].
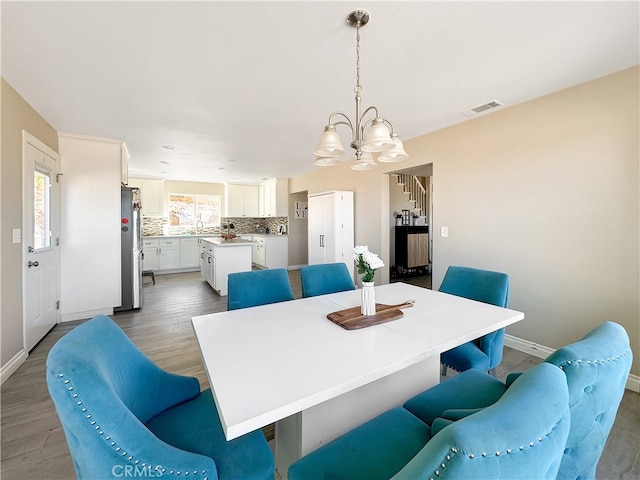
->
[115, 186, 143, 311]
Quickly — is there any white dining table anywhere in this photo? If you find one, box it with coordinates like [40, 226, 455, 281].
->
[191, 282, 524, 478]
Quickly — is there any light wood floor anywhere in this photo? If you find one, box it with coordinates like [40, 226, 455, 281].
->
[1, 271, 638, 479]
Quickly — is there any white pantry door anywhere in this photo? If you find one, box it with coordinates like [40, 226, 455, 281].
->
[23, 132, 60, 351]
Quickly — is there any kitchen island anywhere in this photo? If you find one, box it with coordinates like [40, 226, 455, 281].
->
[200, 237, 253, 296]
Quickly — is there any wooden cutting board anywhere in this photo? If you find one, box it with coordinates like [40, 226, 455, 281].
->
[327, 302, 414, 330]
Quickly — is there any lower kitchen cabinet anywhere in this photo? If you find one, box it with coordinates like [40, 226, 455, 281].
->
[142, 239, 159, 271]
[180, 237, 201, 268]
[200, 238, 252, 296]
[252, 235, 288, 269]
[158, 239, 181, 270]
[142, 236, 210, 274]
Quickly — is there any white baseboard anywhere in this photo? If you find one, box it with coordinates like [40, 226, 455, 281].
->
[505, 334, 639, 393]
[61, 308, 113, 322]
[1, 349, 28, 385]
[504, 334, 555, 359]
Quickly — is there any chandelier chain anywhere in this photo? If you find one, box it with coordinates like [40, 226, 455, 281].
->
[354, 23, 362, 95]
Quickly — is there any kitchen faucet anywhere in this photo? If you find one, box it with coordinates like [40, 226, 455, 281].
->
[195, 219, 204, 235]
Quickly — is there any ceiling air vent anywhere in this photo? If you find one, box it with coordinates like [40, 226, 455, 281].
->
[461, 100, 504, 117]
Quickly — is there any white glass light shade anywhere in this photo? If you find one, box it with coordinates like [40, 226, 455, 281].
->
[361, 119, 394, 152]
[314, 156, 341, 167]
[377, 134, 409, 162]
[314, 126, 346, 157]
[350, 152, 377, 170]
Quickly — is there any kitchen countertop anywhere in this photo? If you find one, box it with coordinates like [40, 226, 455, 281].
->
[201, 237, 254, 247]
[249, 233, 288, 237]
[142, 233, 288, 238]
[143, 234, 220, 239]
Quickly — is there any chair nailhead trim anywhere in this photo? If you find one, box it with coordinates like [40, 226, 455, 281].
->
[444, 420, 562, 480]
[56, 371, 209, 477]
[559, 350, 631, 371]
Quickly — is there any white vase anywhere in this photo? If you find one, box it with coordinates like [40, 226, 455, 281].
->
[361, 281, 376, 316]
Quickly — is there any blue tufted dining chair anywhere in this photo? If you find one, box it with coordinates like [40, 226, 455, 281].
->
[300, 263, 356, 298]
[288, 363, 570, 480]
[404, 321, 632, 480]
[438, 266, 510, 375]
[46, 315, 274, 480]
[227, 268, 294, 310]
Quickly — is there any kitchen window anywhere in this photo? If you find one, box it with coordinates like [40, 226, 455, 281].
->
[168, 193, 221, 227]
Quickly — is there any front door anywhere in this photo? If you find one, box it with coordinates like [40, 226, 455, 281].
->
[23, 132, 60, 351]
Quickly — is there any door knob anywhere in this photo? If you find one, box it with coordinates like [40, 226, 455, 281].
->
[28, 260, 39, 268]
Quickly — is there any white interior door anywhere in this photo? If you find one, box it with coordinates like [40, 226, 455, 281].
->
[23, 132, 60, 352]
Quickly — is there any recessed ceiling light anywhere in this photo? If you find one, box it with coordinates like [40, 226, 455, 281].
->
[160, 160, 170, 164]
[218, 167, 225, 170]
[161, 145, 176, 150]
[159, 170, 168, 174]
[227, 159, 236, 162]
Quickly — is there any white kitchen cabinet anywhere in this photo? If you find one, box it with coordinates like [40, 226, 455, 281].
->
[128, 177, 165, 216]
[145, 236, 208, 273]
[259, 178, 288, 217]
[198, 238, 208, 277]
[158, 238, 181, 270]
[140, 178, 165, 216]
[253, 234, 288, 269]
[201, 238, 252, 296]
[58, 133, 126, 321]
[226, 184, 260, 217]
[259, 183, 272, 217]
[180, 237, 200, 268]
[201, 243, 215, 286]
[308, 191, 354, 278]
[120, 144, 130, 186]
[142, 239, 159, 271]
[253, 236, 266, 267]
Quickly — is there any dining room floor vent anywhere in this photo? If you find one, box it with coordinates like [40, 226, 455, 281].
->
[461, 100, 504, 117]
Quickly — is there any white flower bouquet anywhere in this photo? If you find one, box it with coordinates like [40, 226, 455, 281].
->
[353, 246, 384, 283]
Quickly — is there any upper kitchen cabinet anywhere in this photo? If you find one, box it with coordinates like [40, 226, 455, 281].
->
[120, 143, 130, 186]
[225, 184, 260, 217]
[260, 178, 288, 217]
[128, 177, 165, 216]
[58, 133, 126, 321]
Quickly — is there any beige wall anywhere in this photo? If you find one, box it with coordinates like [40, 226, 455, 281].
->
[1, 78, 58, 367]
[290, 67, 639, 376]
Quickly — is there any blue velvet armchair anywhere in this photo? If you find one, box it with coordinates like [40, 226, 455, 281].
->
[404, 321, 632, 480]
[438, 266, 510, 374]
[46, 315, 274, 480]
[288, 363, 570, 480]
[227, 268, 294, 310]
[300, 262, 355, 298]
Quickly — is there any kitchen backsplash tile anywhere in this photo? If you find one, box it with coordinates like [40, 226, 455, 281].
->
[142, 215, 288, 236]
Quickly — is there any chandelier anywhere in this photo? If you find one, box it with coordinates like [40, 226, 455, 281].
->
[314, 10, 408, 170]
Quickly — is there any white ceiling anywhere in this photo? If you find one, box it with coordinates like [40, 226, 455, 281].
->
[2, 1, 638, 184]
